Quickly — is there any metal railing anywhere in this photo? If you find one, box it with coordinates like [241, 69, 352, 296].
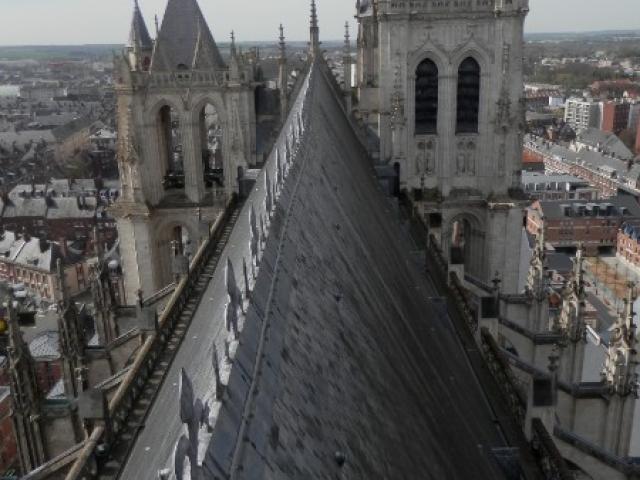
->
[63, 195, 238, 480]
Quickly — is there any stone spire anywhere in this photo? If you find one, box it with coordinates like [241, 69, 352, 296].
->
[602, 282, 639, 396]
[343, 21, 351, 57]
[278, 24, 289, 120]
[151, 0, 225, 72]
[127, 0, 153, 71]
[554, 244, 586, 342]
[343, 22, 353, 96]
[527, 228, 547, 299]
[309, 0, 320, 57]
[56, 259, 87, 398]
[228, 30, 241, 84]
[128, 0, 153, 50]
[279, 24, 286, 63]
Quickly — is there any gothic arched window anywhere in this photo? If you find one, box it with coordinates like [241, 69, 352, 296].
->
[456, 57, 481, 134]
[415, 59, 438, 135]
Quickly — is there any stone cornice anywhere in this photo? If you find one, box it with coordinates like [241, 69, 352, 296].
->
[109, 202, 151, 219]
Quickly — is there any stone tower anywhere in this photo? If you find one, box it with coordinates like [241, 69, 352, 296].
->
[601, 283, 639, 456]
[7, 303, 46, 473]
[112, 0, 257, 302]
[356, 0, 529, 291]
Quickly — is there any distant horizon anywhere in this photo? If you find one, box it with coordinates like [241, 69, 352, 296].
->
[0, 28, 639, 49]
[0, 0, 638, 46]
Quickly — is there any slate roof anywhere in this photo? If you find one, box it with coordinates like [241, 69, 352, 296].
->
[121, 62, 514, 479]
[52, 116, 94, 142]
[535, 196, 640, 220]
[48, 178, 97, 196]
[46, 378, 65, 400]
[33, 113, 80, 129]
[45, 196, 97, 220]
[0, 231, 64, 272]
[0, 130, 55, 151]
[546, 252, 574, 274]
[522, 171, 589, 191]
[151, 0, 225, 72]
[128, 0, 153, 49]
[2, 196, 48, 218]
[527, 135, 640, 185]
[576, 127, 634, 160]
[0, 386, 9, 403]
[29, 331, 60, 360]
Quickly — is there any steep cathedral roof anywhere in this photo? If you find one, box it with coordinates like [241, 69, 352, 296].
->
[151, 0, 225, 72]
[128, 0, 153, 49]
[120, 62, 515, 479]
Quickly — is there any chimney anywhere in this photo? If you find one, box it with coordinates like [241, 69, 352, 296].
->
[76, 195, 83, 210]
[58, 237, 68, 259]
[39, 236, 50, 253]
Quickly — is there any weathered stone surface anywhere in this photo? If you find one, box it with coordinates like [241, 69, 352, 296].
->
[121, 64, 510, 479]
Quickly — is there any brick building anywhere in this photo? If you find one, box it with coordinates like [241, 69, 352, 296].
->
[522, 148, 545, 171]
[526, 196, 640, 254]
[525, 135, 640, 197]
[0, 231, 91, 303]
[0, 179, 118, 250]
[29, 331, 63, 395]
[617, 222, 640, 268]
[601, 101, 630, 135]
[522, 172, 599, 201]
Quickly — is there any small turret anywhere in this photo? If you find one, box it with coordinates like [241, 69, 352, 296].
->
[602, 282, 639, 396]
[229, 31, 241, 84]
[495, 0, 530, 14]
[127, 0, 153, 71]
[309, 0, 320, 58]
[343, 22, 352, 92]
[527, 228, 547, 299]
[554, 244, 586, 343]
[278, 25, 288, 120]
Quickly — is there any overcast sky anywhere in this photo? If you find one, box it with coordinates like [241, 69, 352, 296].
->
[0, 0, 637, 46]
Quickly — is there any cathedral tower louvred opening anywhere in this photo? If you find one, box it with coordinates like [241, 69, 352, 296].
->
[112, 0, 257, 302]
[356, 0, 529, 290]
[415, 59, 438, 135]
[456, 57, 480, 134]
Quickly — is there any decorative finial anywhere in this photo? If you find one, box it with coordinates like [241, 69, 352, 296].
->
[310, 0, 318, 28]
[154, 15, 159, 36]
[279, 24, 286, 57]
[309, 0, 320, 56]
[230, 30, 237, 55]
[624, 281, 637, 328]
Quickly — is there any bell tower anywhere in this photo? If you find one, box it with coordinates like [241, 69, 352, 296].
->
[113, 0, 257, 303]
[356, 0, 530, 291]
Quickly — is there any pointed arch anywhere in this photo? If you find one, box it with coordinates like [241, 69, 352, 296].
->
[456, 57, 481, 134]
[415, 58, 439, 134]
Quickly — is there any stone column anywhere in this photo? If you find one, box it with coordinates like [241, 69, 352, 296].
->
[182, 112, 206, 203]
